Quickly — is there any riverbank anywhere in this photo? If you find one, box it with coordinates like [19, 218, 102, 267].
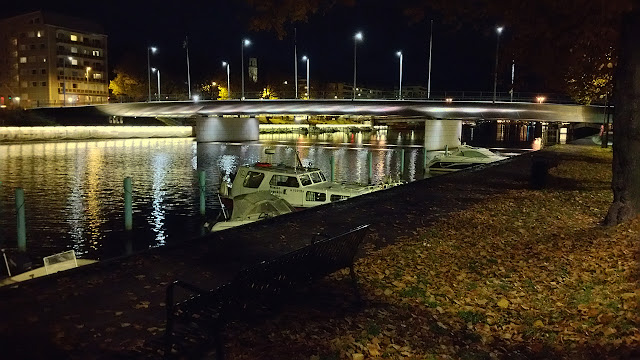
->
[0, 144, 638, 359]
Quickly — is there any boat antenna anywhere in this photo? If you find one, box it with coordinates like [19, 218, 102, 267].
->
[216, 193, 229, 220]
[1, 249, 12, 277]
[295, 150, 303, 171]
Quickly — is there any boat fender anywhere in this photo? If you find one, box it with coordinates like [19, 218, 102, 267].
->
[255, 162, 271, 167]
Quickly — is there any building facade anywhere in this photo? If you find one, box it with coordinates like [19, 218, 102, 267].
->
[0, 11, 108, 108]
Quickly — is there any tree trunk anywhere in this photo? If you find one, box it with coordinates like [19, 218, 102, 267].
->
[605, 7, 640, 226]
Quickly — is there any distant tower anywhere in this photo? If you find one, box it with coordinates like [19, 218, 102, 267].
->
[248, 58, 258, 83]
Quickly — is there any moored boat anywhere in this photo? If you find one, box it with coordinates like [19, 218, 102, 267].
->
[426, 145, 507, 176]
[219, 150, 403, 209]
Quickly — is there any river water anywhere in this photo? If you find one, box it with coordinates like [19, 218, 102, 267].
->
[0, 126, 537, 262]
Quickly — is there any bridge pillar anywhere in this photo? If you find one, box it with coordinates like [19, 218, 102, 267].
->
[423, 119, 462, 151]
[195, 116, 259, 142]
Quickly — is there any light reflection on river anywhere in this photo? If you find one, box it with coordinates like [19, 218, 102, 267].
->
[0, 129, 433, 261]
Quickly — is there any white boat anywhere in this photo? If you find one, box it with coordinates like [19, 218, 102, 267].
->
[209, 191, 295, 232]
[426, 145, 507, 176]
[1, 250, 97, 287]
[220, 150, 403, 209]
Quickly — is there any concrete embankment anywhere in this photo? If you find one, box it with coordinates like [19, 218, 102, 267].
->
[0, 126, 194, 141]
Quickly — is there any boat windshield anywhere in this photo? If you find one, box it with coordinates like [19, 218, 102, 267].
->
[299, 174, 313, 186]
[310, 171, 324, 183]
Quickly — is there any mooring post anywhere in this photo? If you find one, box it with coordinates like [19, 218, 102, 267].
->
[330, 156, 336, 182]
[198, 170, 206, 216]
[15, 188, 26, 252]
[367, 152, 373, 184]
[124, 177, 133, 231]
[423, 148, 428, 172]
[400, 148, 405, 176]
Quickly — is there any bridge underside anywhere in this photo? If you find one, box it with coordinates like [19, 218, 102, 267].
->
[196, 116, 259, 142]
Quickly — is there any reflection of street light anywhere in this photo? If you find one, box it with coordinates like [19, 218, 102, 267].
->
[302, 55, 309, 99]
[536, 96, 546, 104]
[63, 56, 74, 106]
[152, 68, 160, 101]
[222, 61, 230, 99]
[241, 39, 250, 100]
[85, 67, 91, 104]
[396, 51, 403, 100]
[147, 46, 157, 102]
[353, 31, 363, 100]
[493, 26, 504, 103]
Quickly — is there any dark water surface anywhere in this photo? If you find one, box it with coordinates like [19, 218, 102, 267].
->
[0, 128, 535, 262]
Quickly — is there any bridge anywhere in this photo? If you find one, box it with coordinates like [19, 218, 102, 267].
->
[91, 99, 606, 150]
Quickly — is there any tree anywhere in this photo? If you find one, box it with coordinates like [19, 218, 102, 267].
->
[109, 69, 146, 102]
[605, 4, 640, 225]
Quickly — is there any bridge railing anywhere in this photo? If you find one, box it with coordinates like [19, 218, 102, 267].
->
[17, 90, 588, 109]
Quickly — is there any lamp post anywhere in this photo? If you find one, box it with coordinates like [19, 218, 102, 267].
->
[152, 68, 160, 101]
[353, 31, 363, 100]
[396, 51, 403, 100]
[241, 39, 250, 100]
[85, 67, 91, 104]
[493, 26, 504, 103]
[222, 61, 230, 99]
[147, 46, 157, 102]
[302, 56, 309, 99]
[63, 56, 73, 106]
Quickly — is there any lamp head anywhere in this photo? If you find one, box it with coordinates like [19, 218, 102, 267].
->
[354, 32, 363, 41]
[222, 61, 227, 66]
[302, 55, 308, 61]
[150, 46, 157, 53]
[496, 26, 504, 34]
[243, 39, 251, 46]
[396, 51, 402, 57]
[151, 67, 157, 72]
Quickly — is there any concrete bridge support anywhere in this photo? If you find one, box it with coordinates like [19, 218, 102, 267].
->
[424, 119, 463, 151]
[195, 116, 260, 142]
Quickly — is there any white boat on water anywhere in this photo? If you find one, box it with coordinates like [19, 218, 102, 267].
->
[1, 250, 97, 287]
[426, 145, 507, 176]
[209, 191, 295, 232]
[220, 149, 403, 209]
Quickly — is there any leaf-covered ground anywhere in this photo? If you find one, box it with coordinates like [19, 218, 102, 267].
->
[221, 145, 640, 359]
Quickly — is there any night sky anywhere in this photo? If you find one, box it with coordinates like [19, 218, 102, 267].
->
[3, 1, 507, 93]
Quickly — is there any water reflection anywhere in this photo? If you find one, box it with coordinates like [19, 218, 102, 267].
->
[0, 128, 526, 262]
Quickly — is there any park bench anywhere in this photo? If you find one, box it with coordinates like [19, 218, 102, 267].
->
[164, 224, 370, 359]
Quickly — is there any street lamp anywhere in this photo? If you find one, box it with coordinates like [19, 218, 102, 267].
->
[85, 67, 91, 104]
[302, 56, 309, 99]
[241, 39, 250, 100]
[396, 51, 403, 100]
[147, 46, 157, 102]
[222, 61, 230, 99]
[152, 68, 160, 101]
[493, 26, 504, 103]
[63, 56, 73, 106]
[353, 32, 363, 100]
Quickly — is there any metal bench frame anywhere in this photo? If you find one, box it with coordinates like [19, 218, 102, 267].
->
[165, 224, 370, 359]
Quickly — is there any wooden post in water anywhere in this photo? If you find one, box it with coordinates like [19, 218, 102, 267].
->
[330, 156, 336, 182]
[367, 152, 373, 184]
[423, 148, 428, 172]
[15, 188, 26, 252]
[400, 148, 405, 176]
[198, 170, 206, 216]
[124, 177, 133, 231]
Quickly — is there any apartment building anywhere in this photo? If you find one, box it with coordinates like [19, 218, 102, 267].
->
[0, 11, 108, 108]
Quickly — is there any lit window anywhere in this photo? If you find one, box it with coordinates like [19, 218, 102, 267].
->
[92, 50, 100, 57]
[71, 59, 78, 66]
[19, 57, 27, 63]
[11, 38, 17, 45]
[70, 34, 78, 41]
[71, 47, 78, 53]
[37, 31, 42, 37]
[93, 73, 102, 79]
